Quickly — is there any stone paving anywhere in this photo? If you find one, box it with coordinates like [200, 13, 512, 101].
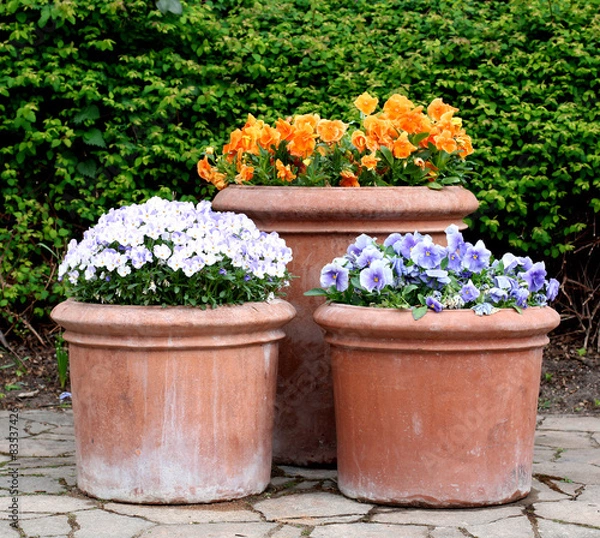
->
[0, 409, 599, 537]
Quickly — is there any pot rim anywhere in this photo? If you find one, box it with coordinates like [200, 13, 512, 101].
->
[51, 298, 296, 350]
[313, 302, 561, 351]
[212, 185, 480, 233]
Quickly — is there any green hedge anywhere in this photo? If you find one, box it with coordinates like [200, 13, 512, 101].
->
[1, 0, 598, 336]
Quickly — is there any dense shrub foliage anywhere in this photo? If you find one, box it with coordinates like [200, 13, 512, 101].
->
[1, 0, 598, 339]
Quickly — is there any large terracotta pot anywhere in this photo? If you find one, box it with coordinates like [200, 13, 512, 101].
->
[313, 304, 560, 507]
[51, 299, 296, 504]
[213, 185, 479, 465]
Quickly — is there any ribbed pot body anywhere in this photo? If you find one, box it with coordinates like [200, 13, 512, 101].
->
[51, 299, 296, 503]
[313, 303, 560, 507]
[213, 185, 479, 465]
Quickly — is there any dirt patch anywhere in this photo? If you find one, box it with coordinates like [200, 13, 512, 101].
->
[0, 327, 69, 410]
[1, 326, 599, 414]
[539, 332, 600, 414]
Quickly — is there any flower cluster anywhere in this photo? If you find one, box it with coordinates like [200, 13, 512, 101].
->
[198, 92, 474, 190]
[307, 226, 559, 319]
[58, 197, 293, 307]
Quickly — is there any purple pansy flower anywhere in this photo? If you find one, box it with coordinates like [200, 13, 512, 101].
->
[347, 234, 375, 258]
[445, 225, 468, 271]
[462, 240, 491, 273]
[426, 296, 444, 312]
[410, 240, 445, 269]
[520, 261, 547, 293]
[487, 287, 508, 304]
[460, 280, 481, 302]
[397, 233, 424, 258]
[356, 245, 384, 268]
[389, 256, 406, 277]
[546, 278, 560, 302]
[359, 259, 393, 292]
[320, 263, 350, 292]
[511, 287, 530, 308]
[502, 253, 533, 274]
[494, 275, 516, 291]
[383, 233, 404, 251]
[426, 269, 451, 284]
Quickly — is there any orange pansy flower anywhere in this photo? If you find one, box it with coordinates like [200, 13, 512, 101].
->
[258, 124, 282, 152]
[287, 123, 317, 159]
[275, 159, 296, 182]
[275, 118, 295, 142]
[235, 163, 254, 184]
[433, 130, 458, 154]
[392, 132, 417, 159]
[340, 170, 360, 187]
[354, 92, 379, 116]
[351, 130, 368, 152]
[383, 94, 414, 120]
[456, 132, 474, 158]
[223, 129, 243, 157]
[317, 119, 347, 144]
[393, 107, 431, 135]
[363, 116, 395, 149]
[427, 98, 459, 122]
[211, 172, 227, 190]
[243, 113, 259, 129]
[361, 153, 380, 171]
[293, 113, 320, 131]
[197, 156, 213, 182]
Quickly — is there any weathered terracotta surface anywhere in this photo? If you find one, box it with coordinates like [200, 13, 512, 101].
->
[213, 186, 479, 465]
[313, 304, 560, 507]
[51, 299, 296, 504]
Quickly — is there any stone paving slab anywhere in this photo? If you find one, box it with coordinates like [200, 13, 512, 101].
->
[73, 509, 155, 538]
[311, 522, 429, 537]
[537, 519, 600, 538]
[538, 416, 600, 432]
[18, 514, 72, 537]
[137, 522, 278, 537]
[103, 501, 264, 524]
[371, 504, 524, 526]
[535, 430, 598, 449]
[534, 485, 600, 528]
[254, 491, 373, 525]
[464, 514, 536, 538]
[0, 410, 599, 538]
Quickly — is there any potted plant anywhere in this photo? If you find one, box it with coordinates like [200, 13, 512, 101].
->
[51, 197, 296, 504]
[200, 92, 480, 465]
[309, 226, 560, 507]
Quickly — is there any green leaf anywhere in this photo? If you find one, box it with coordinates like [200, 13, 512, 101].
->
[83, 129, 106, 148]
[74, 105, 100, 124]
[38, 6, 51, 28]
[304, 288, 329, 297]
[379, 145, 394, 167]
[412, 305, 428, 320]
[411, 132, 429, 145]
[76, 160, 97, 178]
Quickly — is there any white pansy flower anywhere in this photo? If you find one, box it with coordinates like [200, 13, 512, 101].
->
[153, 244, 171, 260]
[117, 264, 131, 278]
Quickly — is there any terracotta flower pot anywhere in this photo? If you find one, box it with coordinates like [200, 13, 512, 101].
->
[313, 303, 560, 507]
[213, 185, 479, 465]
[51, 299, 296, 504]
